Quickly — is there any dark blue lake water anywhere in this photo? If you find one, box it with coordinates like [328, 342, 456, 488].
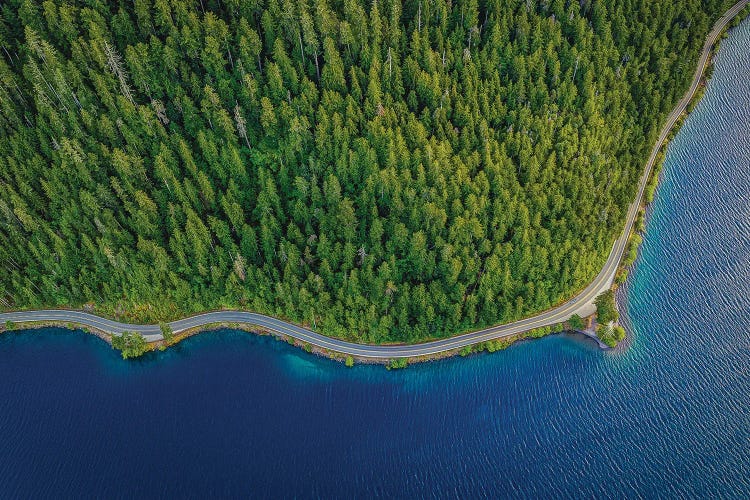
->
[2, 19, 749, 499]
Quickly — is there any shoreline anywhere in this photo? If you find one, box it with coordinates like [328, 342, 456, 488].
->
[0, 319, 606, 366]
[1, 1, 747, 365]
[613, 5, 750, 312]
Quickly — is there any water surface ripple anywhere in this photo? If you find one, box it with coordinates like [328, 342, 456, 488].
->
[1, 19, 749, 499]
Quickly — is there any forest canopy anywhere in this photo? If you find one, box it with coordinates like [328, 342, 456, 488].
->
[0, 0, 732, 342]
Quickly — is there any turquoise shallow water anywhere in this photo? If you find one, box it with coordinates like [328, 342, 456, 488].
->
[1, 18, 749, 499]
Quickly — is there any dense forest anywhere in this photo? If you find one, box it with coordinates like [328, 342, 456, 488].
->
[0, 0, 732, 342]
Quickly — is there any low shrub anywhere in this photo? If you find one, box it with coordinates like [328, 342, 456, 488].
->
[387, 358, 408, 370]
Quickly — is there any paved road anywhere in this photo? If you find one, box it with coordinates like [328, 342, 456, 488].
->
[2, 0, 747, 358]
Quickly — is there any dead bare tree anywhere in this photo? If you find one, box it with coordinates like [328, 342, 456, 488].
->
[233, 253, 247, 281]
[103, 41, 134, 104]
[151, 99, 169, 125]
[234, 104, 250, 148]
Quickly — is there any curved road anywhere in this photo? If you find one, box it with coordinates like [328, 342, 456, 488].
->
[2, 0, 747, 359]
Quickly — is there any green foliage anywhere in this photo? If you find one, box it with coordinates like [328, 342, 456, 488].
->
[687, 85, 708, 114]
[111, 331, 149, 359]
[568, 314, 585, 331]
[613, 325, 626, 343]
[387, 358, 408, 370]
[345, 355, 354, 367]
[645, 157, 666, 204]
[635, 210, 646, 233]
[596, 325, 617, 348]
[525, 326, 552, 338]
[159, 322, 174, 343]
[0, 0, 732, 343]
[594, 290, 619, 325]
[4, 320, 15, 331]
[644, 181, 657, 205]
[597, 323, 626, 348]
[730, 5, 750, 27]
[486, 338, 514, 352]
[615, 269, 629, 285]
[623, 234, 643, 267]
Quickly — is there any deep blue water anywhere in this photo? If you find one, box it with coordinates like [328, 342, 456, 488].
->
[2, 19, 750, 499]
